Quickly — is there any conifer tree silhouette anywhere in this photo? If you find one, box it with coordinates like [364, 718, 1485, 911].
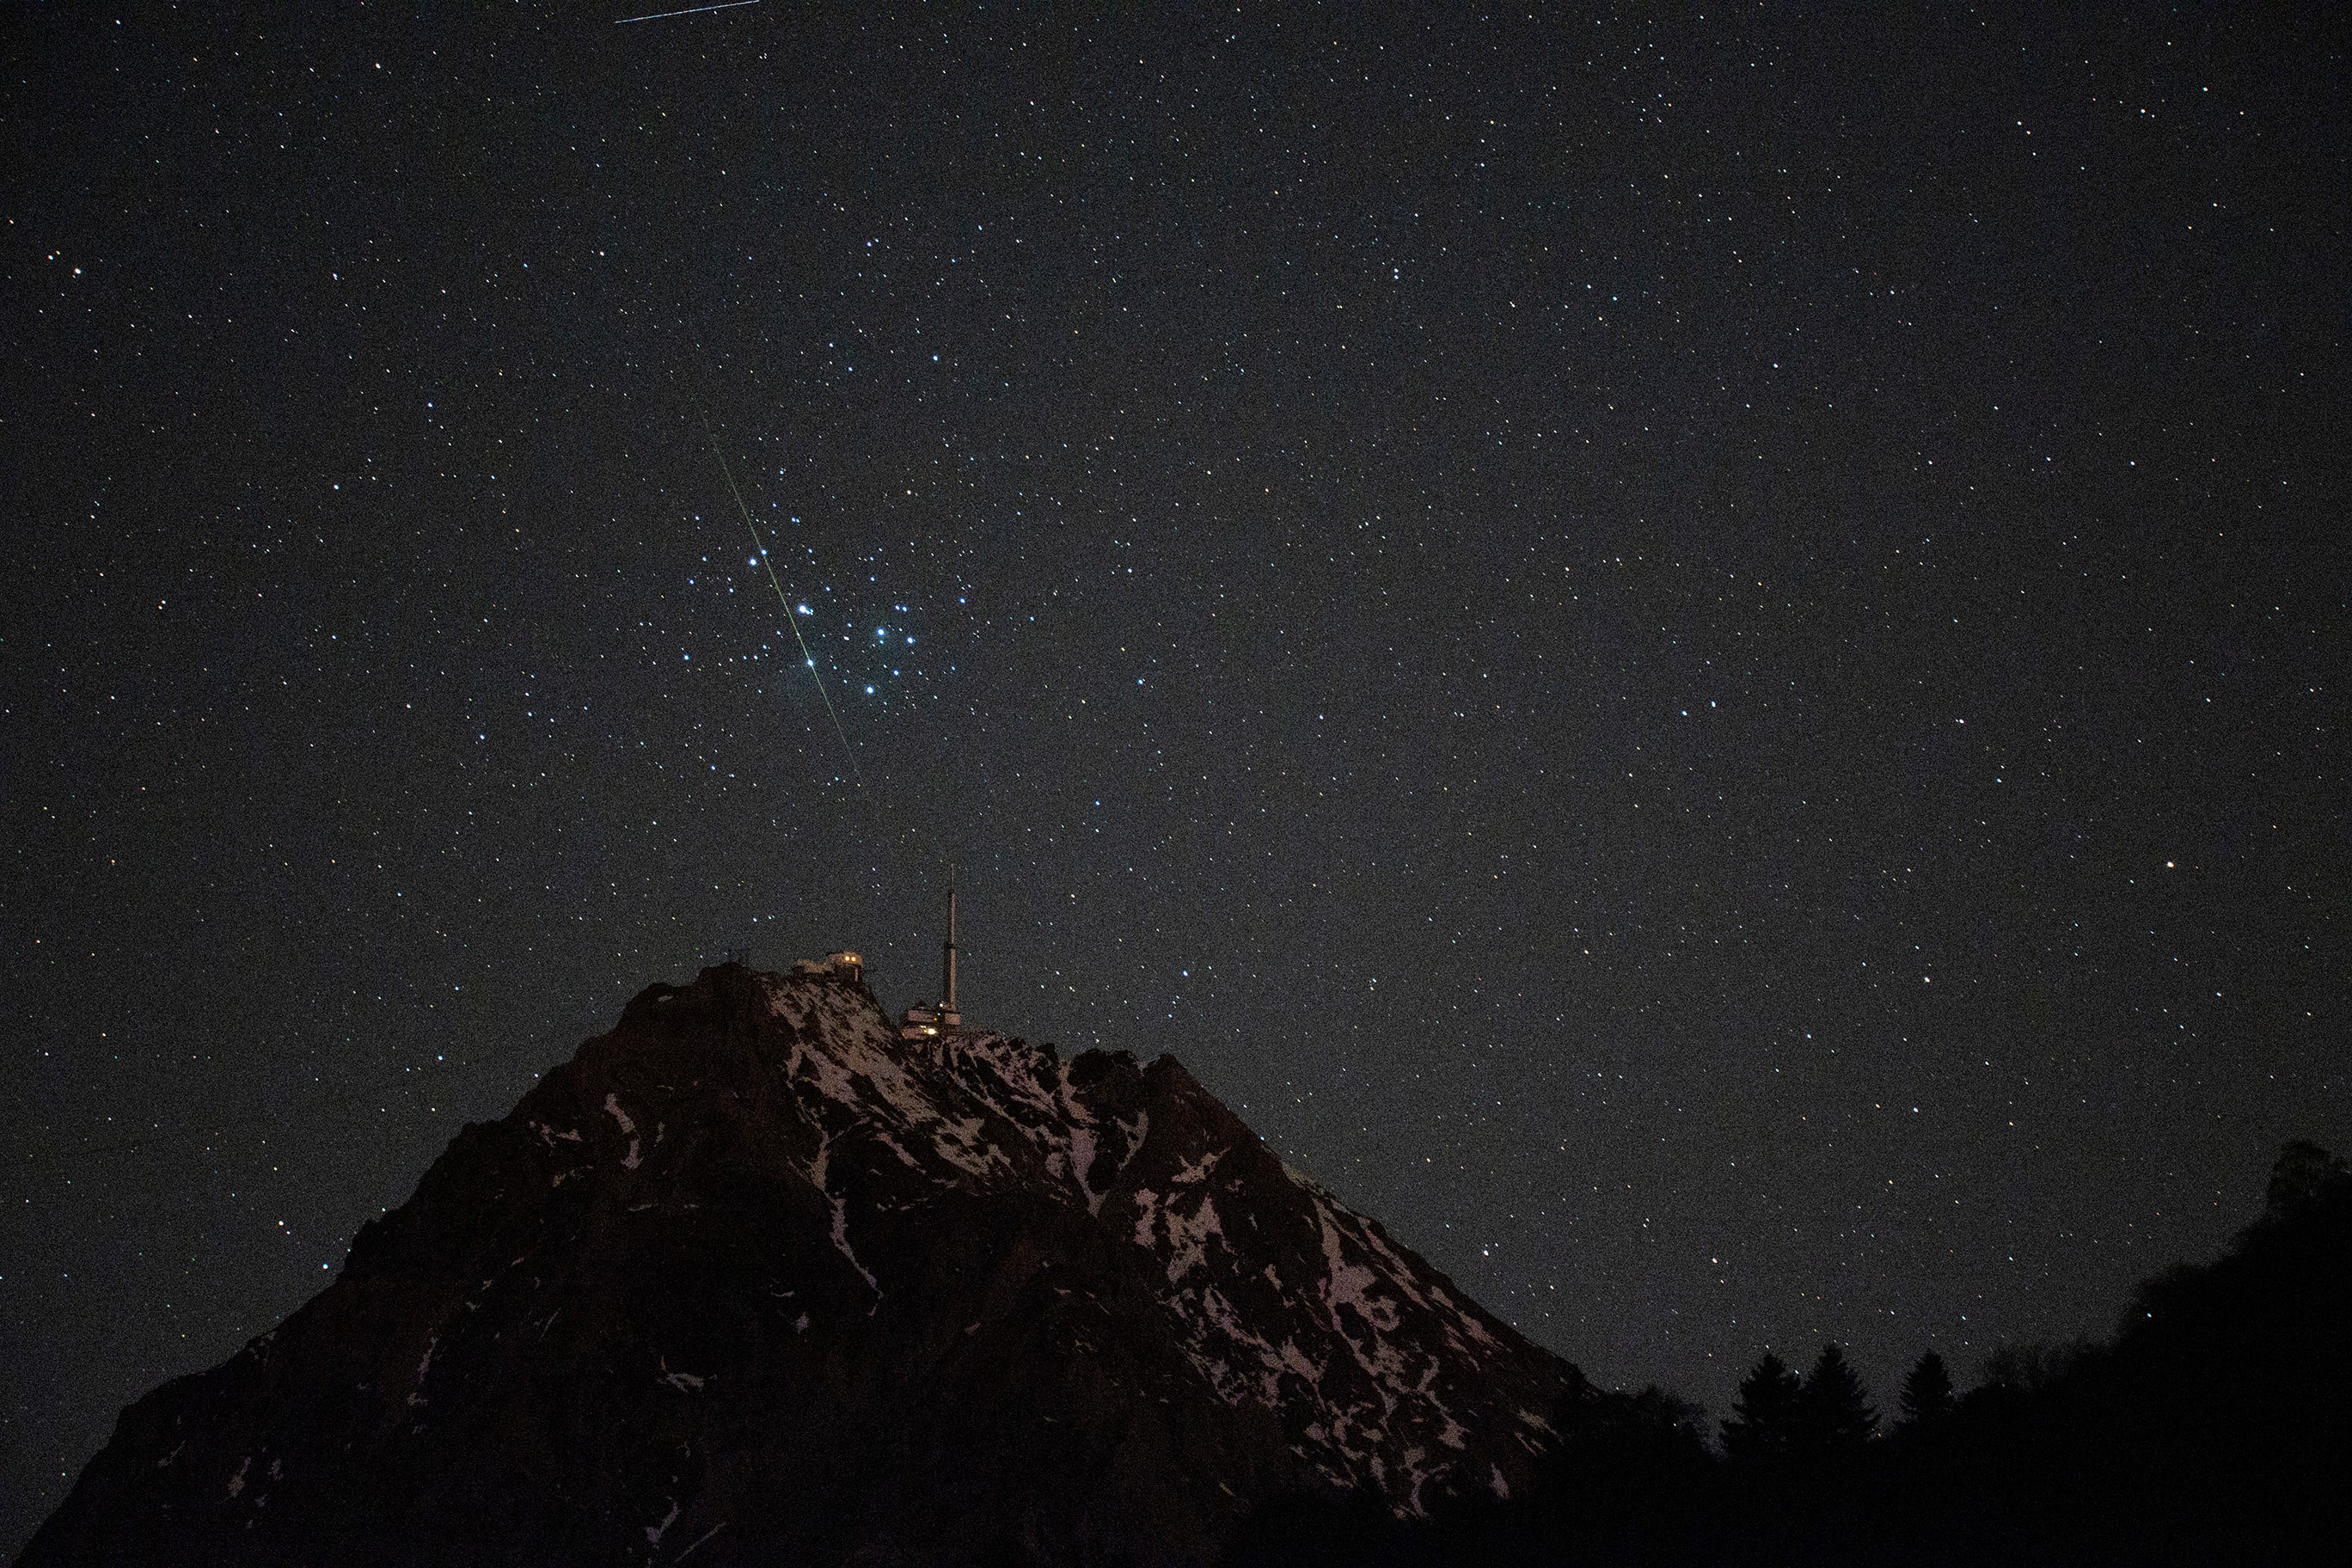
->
[2263, 1138, 2349, 1221]
[1721, 1351, 1804, 1461]
[1796, 1342, 1877, 1451]
[1896, 1350, 1956, 1432]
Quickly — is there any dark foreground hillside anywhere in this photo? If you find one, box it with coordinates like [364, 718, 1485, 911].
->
[1229, 1141, 2352, 1567]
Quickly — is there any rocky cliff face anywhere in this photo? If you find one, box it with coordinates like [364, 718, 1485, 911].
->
[23, 963, 1577, 1566]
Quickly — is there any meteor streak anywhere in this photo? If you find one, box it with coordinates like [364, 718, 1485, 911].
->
[616, 0, 757, 23]
[701, 414, 865, 788]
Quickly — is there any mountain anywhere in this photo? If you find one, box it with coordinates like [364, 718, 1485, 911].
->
[22, 961, 1577, 1566]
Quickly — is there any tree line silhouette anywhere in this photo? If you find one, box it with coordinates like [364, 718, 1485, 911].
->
[1233, 1139, 2352, 1566]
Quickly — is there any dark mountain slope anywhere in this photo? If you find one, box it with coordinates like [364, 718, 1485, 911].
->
[23, 962, 1574, 1566]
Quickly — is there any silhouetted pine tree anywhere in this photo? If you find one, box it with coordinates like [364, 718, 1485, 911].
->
[1795, 1343, 1876, 1451]
[1895, 1351, 1955, 1431]
[1721, 1351, 1803, 1461]
[2262, 1137, 2350, 1222]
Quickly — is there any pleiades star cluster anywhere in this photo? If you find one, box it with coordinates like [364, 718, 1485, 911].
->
[3, 6, 2344, 1552]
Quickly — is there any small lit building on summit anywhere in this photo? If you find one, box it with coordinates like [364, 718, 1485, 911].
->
[791, 950, 865, 984]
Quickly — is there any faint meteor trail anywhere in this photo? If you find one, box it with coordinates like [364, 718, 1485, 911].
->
[616, 0, 757, 22]
[701, 413, 865, 790]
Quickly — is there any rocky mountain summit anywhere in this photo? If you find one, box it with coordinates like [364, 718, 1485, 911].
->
[23, 962, 1577, 1566]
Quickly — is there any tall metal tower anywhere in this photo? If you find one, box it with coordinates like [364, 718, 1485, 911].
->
[940, 867, 959, 1023]
[900, 869, 965, 1039]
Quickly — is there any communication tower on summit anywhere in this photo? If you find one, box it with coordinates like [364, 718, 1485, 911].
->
[899, 872, 964, 1040]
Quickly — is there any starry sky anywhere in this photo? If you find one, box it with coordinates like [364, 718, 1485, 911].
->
[4, 3, 2347, 1550]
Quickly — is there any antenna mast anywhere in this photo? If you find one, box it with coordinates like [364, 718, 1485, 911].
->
[899, 867, 966, 1040]
[942, 866, 959, 1015]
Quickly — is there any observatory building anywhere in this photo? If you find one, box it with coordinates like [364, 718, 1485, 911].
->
[792, 950, 865, 984]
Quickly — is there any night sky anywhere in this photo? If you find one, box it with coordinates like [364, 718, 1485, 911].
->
[5, 4, 2347, 1550]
